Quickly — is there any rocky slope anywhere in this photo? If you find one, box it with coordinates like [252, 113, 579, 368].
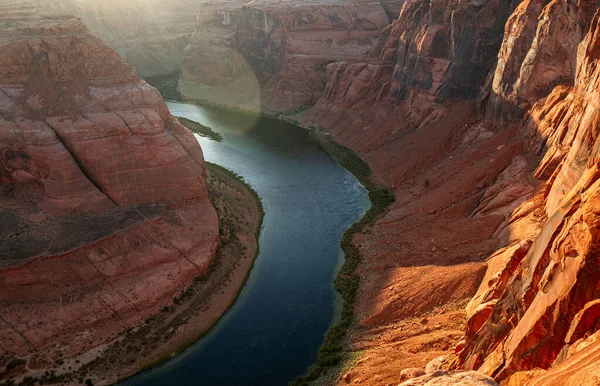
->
[179, 0, 390, 112]
[290, 0, 600, 385]
[0, 1, 219, 378]
[56, 0, 206, 77]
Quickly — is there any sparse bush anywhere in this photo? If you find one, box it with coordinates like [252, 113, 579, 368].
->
[176, 117, 223, 142]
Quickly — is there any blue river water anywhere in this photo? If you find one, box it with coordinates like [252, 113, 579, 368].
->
[122, 101, 370, 386]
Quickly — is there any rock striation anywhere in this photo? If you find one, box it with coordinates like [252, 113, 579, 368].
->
[179, 0, 390, 112]
[0, 0, 219, 370]
[299, 0, 520, 131]
[484, 0, 599, 124]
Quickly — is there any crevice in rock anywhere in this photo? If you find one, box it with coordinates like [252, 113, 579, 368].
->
[45, 121, 118, 207]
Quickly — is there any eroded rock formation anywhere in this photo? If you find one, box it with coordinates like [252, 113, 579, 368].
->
[179, 0, 390, 112]
[0, 0, 219, 370]
[299, 0, 520, 131]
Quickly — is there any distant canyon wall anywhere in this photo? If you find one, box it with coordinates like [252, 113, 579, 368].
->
[55, 0, 206, 77]
[179, 0, 391, 112]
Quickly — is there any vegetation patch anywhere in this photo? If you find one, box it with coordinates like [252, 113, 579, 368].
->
[144, 72, 182, 101]
[290, 133, 395, 386]
[176, 116, 223, 142]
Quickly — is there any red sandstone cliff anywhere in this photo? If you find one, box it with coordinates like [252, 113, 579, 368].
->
[299, 0, 520, 132]
[0, 1, 219, 373]
[179, 0, 390, 112]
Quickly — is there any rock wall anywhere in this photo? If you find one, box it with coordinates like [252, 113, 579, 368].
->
[179, 0, 390, 112]
[0, 1, 219, 366]
[484, 0, 599, 124]
[300, 0, 520, 131]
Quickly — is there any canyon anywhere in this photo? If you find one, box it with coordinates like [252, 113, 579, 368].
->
[291, 0, 600, 385]
[1, 0, 600, 385]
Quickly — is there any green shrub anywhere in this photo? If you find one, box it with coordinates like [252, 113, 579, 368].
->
[176, 117, 223, 142]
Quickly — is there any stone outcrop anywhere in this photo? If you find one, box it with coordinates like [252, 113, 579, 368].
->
[179, 0, 390, 112]
[398, 371, 499, 386]
[0, 0, 219, 368]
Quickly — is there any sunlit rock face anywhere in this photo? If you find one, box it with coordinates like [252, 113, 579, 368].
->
[459, 6, 600, 382]
[57, 0, 206, 77]
[0, 0, 219, 363]
[484, 0, 599, 124]
[0, 6, 210, 215]
[179, 0, 390, 112]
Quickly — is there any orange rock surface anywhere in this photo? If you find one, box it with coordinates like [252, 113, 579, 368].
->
[459, 7, 600, 381]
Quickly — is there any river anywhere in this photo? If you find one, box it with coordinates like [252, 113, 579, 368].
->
[122, 101, 370, 386]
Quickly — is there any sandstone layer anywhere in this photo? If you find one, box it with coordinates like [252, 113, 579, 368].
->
[299, 0, 520, 132]
[179, 0, 390, 112]
[0, 2, 219, 381]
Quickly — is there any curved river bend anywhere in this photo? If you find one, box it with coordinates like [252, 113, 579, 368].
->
[123, 102, 370, 386]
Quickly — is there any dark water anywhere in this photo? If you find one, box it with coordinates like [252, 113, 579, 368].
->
[122, 102, 370, 386]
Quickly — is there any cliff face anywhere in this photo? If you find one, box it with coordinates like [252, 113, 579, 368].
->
[484, 0, 599, 124]
[459, 6, 600, 383]
[179, 0, 390, 112]
[57, 0, 205, 77]
[0, 1, 219, 367]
